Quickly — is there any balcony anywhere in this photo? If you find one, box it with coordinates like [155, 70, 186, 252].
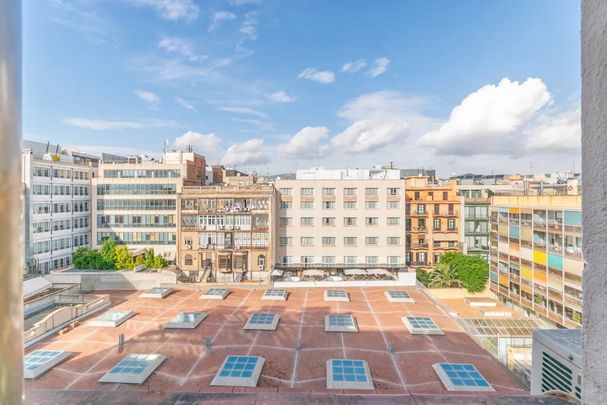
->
[408, 243, 429, 249]
[408, 226, 427, 233]
[434, 227, 458, 233]
[409, 211, 428, 217]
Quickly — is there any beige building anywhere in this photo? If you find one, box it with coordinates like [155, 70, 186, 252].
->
[92, 152, 205, 262]
[274, 168, 406, 270]
[177, 184, 277, 282]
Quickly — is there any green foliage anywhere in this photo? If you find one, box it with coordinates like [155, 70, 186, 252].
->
[416, 268, 430, 286]
[114, 245, 134, 270]
[436, 252, 489, 293]
[152, 254, 166, 269]
[428, 262, 462, 288]
[97, 238, 117, 270]
[144, 249, 156, 268]
[134, 254, 145, 267]
[72, 247, 98, 269]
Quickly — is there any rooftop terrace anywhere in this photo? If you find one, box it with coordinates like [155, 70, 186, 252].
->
[24, 287, 554, 404]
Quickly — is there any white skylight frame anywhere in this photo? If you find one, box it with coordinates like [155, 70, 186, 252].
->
[24, 350, 71, 379]
[432, 363, 495, 392]
[324, 289, 350, 302]
[261, 288, 288, 301]
[326, 358, 374, 390]
[199, 288, 230, 300]
[384, 290, 415, 303]
[478, 307, 513, 317]
[140, 287, 173, 299]
[464, 297, 497, 307]
[88, 310, 136, 327]
[244, 312, 280, 331]
[324, 314, 359, 333]
[211, 355, 265, 387]
[402, 316, 444, 335]
[164, 311, 207, 329]
[99, 353, 166, 384]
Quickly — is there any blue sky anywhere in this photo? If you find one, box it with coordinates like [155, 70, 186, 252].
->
[24, 0, 581, 176]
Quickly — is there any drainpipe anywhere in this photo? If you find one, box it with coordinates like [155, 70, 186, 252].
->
[0, 0, 24, 403]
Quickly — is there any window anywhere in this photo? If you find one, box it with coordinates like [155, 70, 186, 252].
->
[365, 201, 378, 209]
[323, 187, 335, 196]
[279, 188, 292, 195]
[344, 256, 356, 265]
[365, 237, 378, 246]
[344, 201, 357, 209]
[387, 256, 400, 265]
[387, 187, 400, 195]
[300, 237, 314, 246]
[387, 217, 400, 225]
[448, 241, 457, 248]
[300, 187, 314, 195]
[434, 218, 441, 230]
[301, 217, 314, 226]
[322, 237, 336, 246]
[322, 217, 336, 226]
[387, 237, 400, 245]
[443, 191, 448, 201]
[184, 254, 193, 266]
[322, 256, 336, 265]
[365, 256, 378, 265]
[365, 187, 378, 196]
[414, 191, 420, 200]
[280, 201, 292, 209]
[416, 252, 427, 263]
[433, 241, 441, 248]
[279, 237, 292, 246]
[301, 256, 314, 265]
[417, 204, 426, 214]
[344, 237, 357, 246]
[344, 188, 357, 196]
[448, 218, 456, 230]
[387, 200, 399, 209]
[301, 201, 314, 209]
[365, 217, 379, 226]
[323, 201, 335, 209]
[279, 217, 292, 226]
[280, 256, 292, 265]
[344, 217, 357, 226]
[257, 255, 266, 270]
[434, 204, 440, 215]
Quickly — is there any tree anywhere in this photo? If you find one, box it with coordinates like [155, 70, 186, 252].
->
[73, 247, 98, 269]
[144, 249, 156, 268]
[428, 262, 461, 288]
[437, 252, 489, 293]
[114, 245, 134, 270]
[97, 238, 117, 270]
[416, 268, 430, 286]
[152, 254, 166, 269]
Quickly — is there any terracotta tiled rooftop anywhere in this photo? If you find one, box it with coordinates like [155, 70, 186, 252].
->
[24, 287, 559, 404]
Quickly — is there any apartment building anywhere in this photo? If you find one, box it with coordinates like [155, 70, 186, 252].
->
[92, 151, 205, 262]
[176, 184, 277, 282]
[458, 186, 491, 260]
[405, 176, 461, 269]
[274, 168, 406, 270]
[22, 146, 96, 274]
[489, 195, 583, 328]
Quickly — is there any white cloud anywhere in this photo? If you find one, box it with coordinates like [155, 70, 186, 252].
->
[240, 12, 258, 40]
[298, 68, 335, 84]
[67, 144, 159, 158]
[418, 77, 552, 155]
[229, 0, 263, 5]
[218, 106, 268, 118]
[134, 89, 160, 106]
[63, 117, 177, 130]
[341, 59, 367, 73]
[330, 120, 409, 153]
[175, 97, 195, 110]
[174, 130, 222, 154]
[232, 118, 273, 131]
[278, 127, 329, 157]
[125, 0, 199, 22]
[366, 57, 390, 78]
[209, 11, 237, 32]
[338, 90, 429, 121]
[525, 109, 581, 152]
[158, 37, 205, 61]
[221, 138, 270, 166]
[49, 0, 117, 45]
[269, 91, 296, 103]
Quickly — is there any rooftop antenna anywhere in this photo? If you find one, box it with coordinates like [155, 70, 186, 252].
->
[44, 141, 50, 154]
[162, 139, 168, 154]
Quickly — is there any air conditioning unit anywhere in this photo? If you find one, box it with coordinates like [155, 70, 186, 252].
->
[531, 329, 582, 402]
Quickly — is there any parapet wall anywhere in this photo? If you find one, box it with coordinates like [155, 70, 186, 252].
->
[46, 270, 178, 292]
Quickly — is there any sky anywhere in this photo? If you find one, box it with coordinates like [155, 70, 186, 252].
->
[24, 0, 581, 177]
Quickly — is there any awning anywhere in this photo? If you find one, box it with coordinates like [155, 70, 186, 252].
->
[367, 268, 392, 276]
[343, 269, 367, 276]
[271, 269, 284, 276]
[302, 269, 325, 277]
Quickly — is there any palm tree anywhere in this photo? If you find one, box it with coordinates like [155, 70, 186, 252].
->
[428, 262, 461, 288]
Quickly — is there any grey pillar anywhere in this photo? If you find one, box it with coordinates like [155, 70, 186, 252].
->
[582, 0, 607, 403]
[0, 0, 23, 403]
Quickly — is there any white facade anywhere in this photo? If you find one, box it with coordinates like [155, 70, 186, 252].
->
[22, 150, 95, 274]
[274, 178, 406, 268]
[295, 167, 401, 181]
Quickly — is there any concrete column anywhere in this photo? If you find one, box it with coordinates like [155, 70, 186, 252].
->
[582, 0, 607, 403]
[0, 0, 24, 403]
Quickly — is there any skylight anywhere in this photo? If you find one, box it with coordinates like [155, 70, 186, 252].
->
[402, 316, 444, 335]
[432, 363, 494, 391]
[324, 290, 350, 302]
[164, 311, 207, 329]
[384, 290, 415, 303]
[244, 312, 280, 331]
[324, 314, 359, 332]
[24, 350, 71, 379]
[99, 354, 166, 384]
[140, 287, 173, 298]
[326, 359, 374, 390]
[261, 288, 288, 301]
[200, 288, 230, 300]
[88, 310, 136, 327]
[211, 355, 265, 387]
